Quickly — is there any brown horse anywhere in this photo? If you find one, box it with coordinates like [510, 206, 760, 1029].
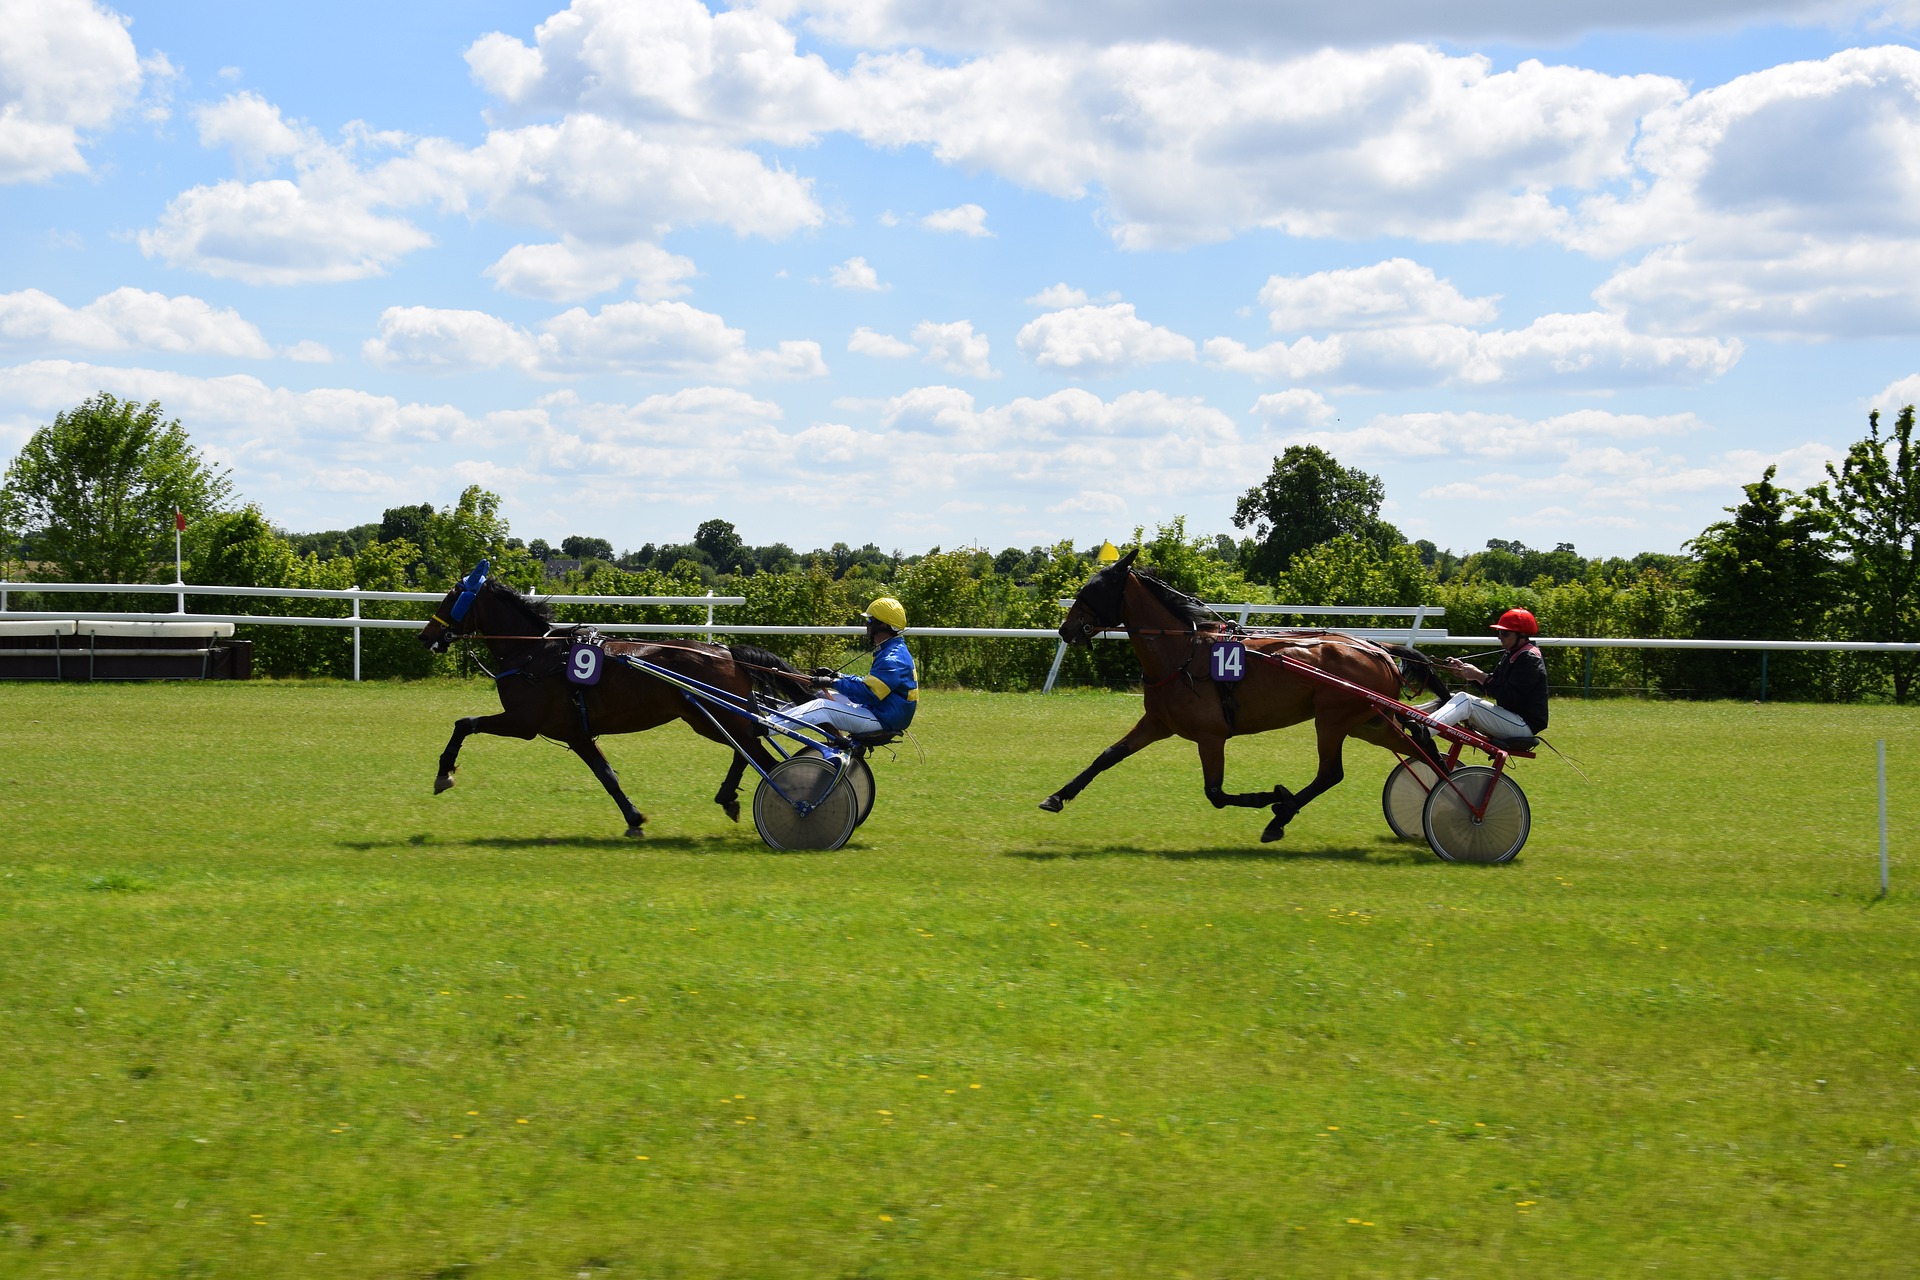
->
[1038, 550, 1450, 842]
[417, 567, 810, 837]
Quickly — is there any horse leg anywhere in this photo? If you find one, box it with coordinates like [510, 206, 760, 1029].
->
[713, 750, 751, 823]
[568, 737, 648, 838]
[435, 712, 533, 793]
[1260, 713, 1360, 842]
[1197, 735, 1293, 810]
[1039, 716, 1169, 812]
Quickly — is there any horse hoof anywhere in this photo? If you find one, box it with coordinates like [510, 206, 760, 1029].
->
[1038, 796, 1064, 813]
[434, 775, 455, 795]
[1260, 818, 1287, 843]
[721, 801, 741, 824]
[624, 823, 646, 840]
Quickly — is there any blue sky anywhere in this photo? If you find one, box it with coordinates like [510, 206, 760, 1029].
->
[4, 0, 1919, 560]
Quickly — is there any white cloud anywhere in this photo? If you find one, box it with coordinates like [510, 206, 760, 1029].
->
[362, 307, 538, 373]
[830, 256, 887, 291]
[363, 300, 828, 382]
[144, 87, 821, 286]
[1870, 373, 1920, 413]
[1025, 283, 1087, 308]
[921, 203, 990, 236]
[912, 320, 997, 377]
[484, 237, 697, 301]
[1259, 259, 1500, 331]
[138, 177, 434, 287]
[848, 327, 916, 358]
[1579, 47, 1920, 339]
[1206, 312, 1740, 389]
[1017, 303, 1196, 374]
[281, 340, 333, 363]
[1291, 408, 1705, 461]
[0, 287, 273, 358]
[0, 0, 146, 183]
[460, 6, 1685, 250]
[1250, 389, 1336, 428]
[194, 90, 314, 172]
[779, 0, 1850, 56]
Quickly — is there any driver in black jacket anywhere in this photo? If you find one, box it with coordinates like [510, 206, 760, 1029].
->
[1432, 608, 1549, 741]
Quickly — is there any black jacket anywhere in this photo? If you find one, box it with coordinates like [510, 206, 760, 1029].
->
[1484, 641, 1549, 733]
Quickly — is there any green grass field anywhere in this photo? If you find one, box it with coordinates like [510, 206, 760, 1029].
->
[2, 681, 1916, 1278]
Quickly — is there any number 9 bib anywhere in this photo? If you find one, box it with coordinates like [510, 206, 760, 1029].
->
[567, 642, 603, 686]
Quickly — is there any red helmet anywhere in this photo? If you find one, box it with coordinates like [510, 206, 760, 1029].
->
[1493, 608, 1539, 636]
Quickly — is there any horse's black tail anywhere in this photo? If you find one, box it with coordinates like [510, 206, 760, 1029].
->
[1383, 643, 1450, 702]
[728, 644, 814, 704]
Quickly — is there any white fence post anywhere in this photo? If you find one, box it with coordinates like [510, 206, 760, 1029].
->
[1042, 640, 1071, 693]
[705, 590, 715, 630]
[351, 588, 362, 682]
[1879, 739, 1891, 897]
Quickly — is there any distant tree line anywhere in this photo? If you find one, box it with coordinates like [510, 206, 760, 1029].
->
[3, 393, 1915, 701]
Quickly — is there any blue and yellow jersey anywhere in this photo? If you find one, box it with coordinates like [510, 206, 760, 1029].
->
[833, 634, 918, 732]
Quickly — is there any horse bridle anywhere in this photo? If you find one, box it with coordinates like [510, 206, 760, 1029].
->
[426, 559, 490, 653]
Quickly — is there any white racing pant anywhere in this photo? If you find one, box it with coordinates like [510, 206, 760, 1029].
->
[1427, 691, 1532, 740]
[780, 691, 885, 736]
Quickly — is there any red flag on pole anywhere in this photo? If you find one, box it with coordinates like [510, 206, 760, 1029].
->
[174, 509, 186, 532]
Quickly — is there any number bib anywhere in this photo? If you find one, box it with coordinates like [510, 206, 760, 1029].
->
[566, 642, 604, 686]
[1210, 639, 1246, 684]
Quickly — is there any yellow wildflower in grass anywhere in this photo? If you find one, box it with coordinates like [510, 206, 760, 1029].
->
[970, 1083, 981, 1089]
[516, 1118, 529, 1124]
[635, 1155, 648, 1160]
[878, 1214, 892, 1222]
[452, 1134, 465, 1140]
[466, 1110, 478, 1116]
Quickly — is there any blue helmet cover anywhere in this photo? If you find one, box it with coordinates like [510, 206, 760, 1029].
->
[449, 559, 491, 623]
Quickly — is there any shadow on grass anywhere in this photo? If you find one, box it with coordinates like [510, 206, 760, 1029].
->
[337, 832, 779, 854]
[1006, 840, 1429, 866]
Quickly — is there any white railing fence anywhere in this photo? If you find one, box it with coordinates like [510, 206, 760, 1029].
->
[3, 580, 1917, 690]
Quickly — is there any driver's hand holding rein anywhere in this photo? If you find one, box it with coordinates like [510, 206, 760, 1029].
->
[783, 598, 919, 738]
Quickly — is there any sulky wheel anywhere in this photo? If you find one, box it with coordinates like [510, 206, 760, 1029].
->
[797, 747, 876, 826]
[1421, 765, 1530, 865]
[753, 754, 859, 851]
[1381, 758, 1441, 841]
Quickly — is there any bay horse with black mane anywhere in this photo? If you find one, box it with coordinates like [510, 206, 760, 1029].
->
[417, 563, 811, 837]
[1039, 550, 1451, 842]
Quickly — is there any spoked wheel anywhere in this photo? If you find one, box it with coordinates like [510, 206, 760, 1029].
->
[1381, 758, 1440, 841]
[1421, 765, 1530, 865]
[797, 746, 876, 826]
[753, 755, 859, 851]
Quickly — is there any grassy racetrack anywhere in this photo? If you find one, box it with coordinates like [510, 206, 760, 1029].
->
[2, 680, 1916, 1277]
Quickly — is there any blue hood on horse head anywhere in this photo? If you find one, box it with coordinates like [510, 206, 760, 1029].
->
[450, 559, 491, 623]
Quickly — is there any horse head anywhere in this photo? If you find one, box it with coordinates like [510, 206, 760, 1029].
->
[418, 560, 491, 653]
[1059, 548, 1136, 645]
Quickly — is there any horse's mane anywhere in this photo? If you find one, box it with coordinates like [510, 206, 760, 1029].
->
[727, 643, 813, 703]
[1133, 571, 1216, 628]
[486, 578, 555, 629]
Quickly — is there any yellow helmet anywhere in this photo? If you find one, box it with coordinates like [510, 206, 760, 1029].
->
[864, 596, 908, 630]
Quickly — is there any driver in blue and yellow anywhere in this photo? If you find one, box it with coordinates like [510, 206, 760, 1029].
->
[783, 597, 918, 738]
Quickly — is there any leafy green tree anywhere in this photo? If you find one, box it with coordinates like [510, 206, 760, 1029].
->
[1812, 406, 1920, 702]
[693, 519, 750, 574]
[560, 534, 615, 563]
[1681, 465, 1835, 699]
[1232, 445, 1399, 583]
[0, 393, 232, 582]
[1276, 536, 1429, 610]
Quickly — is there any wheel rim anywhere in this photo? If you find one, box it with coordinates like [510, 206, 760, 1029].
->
[753, 756, 858, 851]
[1421, 765, 1530, 864]
[1381, 759, 1438, 841]
[797, 747, 876, 826]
